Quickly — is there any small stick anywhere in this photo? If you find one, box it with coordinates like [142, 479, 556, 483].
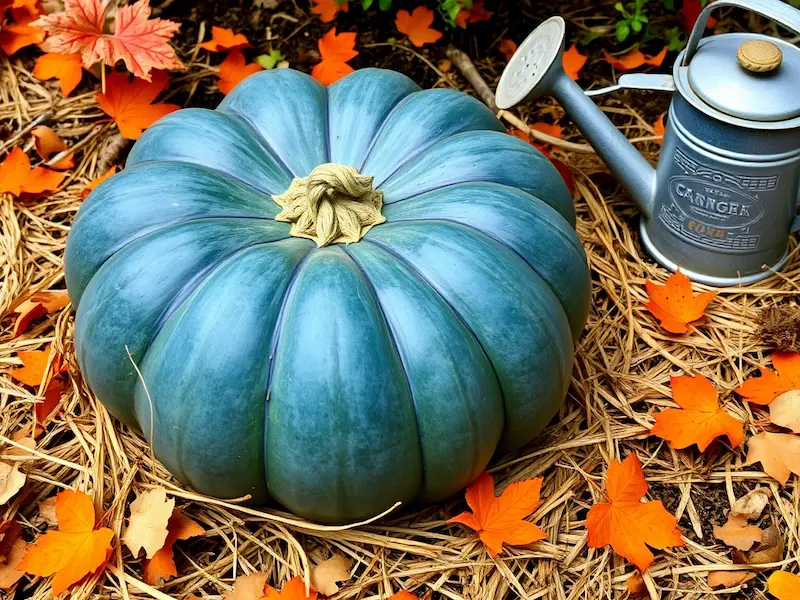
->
[0, 111, 53, 154]
[46, 123, 110, 167]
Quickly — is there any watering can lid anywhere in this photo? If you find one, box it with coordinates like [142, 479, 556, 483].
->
[687, 33, 800, 122]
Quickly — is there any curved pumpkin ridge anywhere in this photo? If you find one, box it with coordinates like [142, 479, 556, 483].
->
[75, 219, 293, 428]
[378, 130, 576, 227]
[381, 182, 590, 342]
[66, 162, 284, 306]
[346, 242, 504, 502]
[134, 240, 312, 502]
[326, 68, 421, 168]
[127, 109, 293, 194]
[265, 247, 423, 523]
[365, 220, 574, 450]
[360, 88, 504, 185]
[217, 69, 328, 177]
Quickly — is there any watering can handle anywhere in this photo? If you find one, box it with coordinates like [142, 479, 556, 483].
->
[683, 0, 800, 65]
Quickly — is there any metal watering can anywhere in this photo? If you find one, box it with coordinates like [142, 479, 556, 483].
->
[496, 0, 800, 286]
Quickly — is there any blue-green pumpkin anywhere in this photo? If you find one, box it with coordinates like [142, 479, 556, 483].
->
[65, 68, 590, 524]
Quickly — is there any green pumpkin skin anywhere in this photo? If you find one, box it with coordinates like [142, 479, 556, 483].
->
[65, 68, 590, 523]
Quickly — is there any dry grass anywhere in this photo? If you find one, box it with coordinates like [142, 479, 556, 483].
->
[1, 31, 799, 600]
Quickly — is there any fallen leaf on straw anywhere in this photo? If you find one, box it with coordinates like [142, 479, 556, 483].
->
[604, 47, 667, 71]
[395, 6, 442, 47]
[217, 50, 263, 95]
[768, 390, 800, 433]
[31, 126, 74, 170]
[733, 525, 783, 565]
[311, 28, 357, 86]
[11, 289, 70, 337]
[650, 374, 743, 451]
[143, 510, 204, 585]
[0, 147, 66, 197]
[198, 26, 250, 52]
[730, 488, 770, 521]
[81, 166, 118, 198]
[389, 591, 419, 600]
[713, 515, 763, 551]
[310, 554, 352, 596]
[768, 571, 800, 600]
[0, 522, 27, 589]
[448, 471, 545, 557]
[563, 44, 587, 80]
[707, 571, 756, 589]
[0, 23, 45, 55]
[644, 269, 716, 334]
[96, 70, 180, 140]
[225, 574, 317, 600]
[122, 487, 174, 559]
[311, 0, 348, 23]
[33, 52, 83, 97]
[586, 453, 683, 572]
[736, 352, 800, 405]
[745, 432, 800, 486]
[18, 489, 114, 596]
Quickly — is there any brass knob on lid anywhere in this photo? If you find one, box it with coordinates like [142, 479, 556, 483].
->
[737, 40, 782, 72]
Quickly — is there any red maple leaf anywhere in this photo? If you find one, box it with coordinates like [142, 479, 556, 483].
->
[33, 0, 183, 81]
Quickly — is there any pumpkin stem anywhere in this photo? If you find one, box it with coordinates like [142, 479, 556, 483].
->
[272, 163, 386, 247]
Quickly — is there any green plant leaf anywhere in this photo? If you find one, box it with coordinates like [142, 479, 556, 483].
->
[616, 21, 631, 41]
[255, 49, 285, 70]
[378, 0, 391, 10]
[362, 0, 373, 8]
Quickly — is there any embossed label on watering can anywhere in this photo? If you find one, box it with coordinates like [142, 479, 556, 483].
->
[658, 149, 773, 253]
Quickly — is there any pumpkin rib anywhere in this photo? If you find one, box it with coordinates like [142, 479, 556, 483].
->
[220, 111, 296, 181]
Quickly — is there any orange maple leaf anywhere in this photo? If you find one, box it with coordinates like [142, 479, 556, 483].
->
[217, 50, 263, 95]
[142, 510, 204, 585]
[9, 346, 67, 389]
[11, 289, 70, 337]
[679, 0, 718, 32]
[198, 26, 250, 52]
[587, 453, 684, 572]
[31, 126, 74, 171]
[18, 489, 114, 595]
[768, 571, 800, 600]
[96, 70, 179, 140]
[311, 0, 348, 23]
[33, 53, 83, 97]
[0, 147, 66, 197]
[653, 114, 665, 146]
[644, 269, 716, 334]
[498, 38, 517, 61]
[455, 1, 493, 28]
[265, 577, 318, 600]
[604, 47, 668, 71]
[745, 432, 800, 486]
[225, 574, 317, 600]
[311, 28, 357, 86]
[650, 374, 744, 451]
[735, 352, 800, 406]
[81, 166, 118, 198]
[388, 592, 419, 600]
[448, 471, 546, 557]
[563, 44, 587, 81]
[395, 6, 442, 48]
[0, 23, 45, 55]
[32, 0, 183, 82]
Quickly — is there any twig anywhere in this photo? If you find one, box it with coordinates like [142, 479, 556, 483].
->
[0, 111, 53, 154]
[46, 123, 110, 167]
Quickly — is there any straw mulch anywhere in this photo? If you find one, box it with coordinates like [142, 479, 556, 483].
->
[1, 36, 799, 600]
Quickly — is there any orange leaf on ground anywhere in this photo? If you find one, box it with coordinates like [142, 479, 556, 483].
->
[587, 453, 683, 572]
[198, 26, 250, 52]
[310, 555, 352, 596]
[395, 6, 442, 48]
[31, 126, 74, 170]
[0, 537, 27, 589]
[455, 1, 493, 28]
[735, 352, 800, 406]
[311, 28, 357, 86]
[768, 571, 800, 600]
[0, 22, 45, 55]
[498, 38, 517, 61]
[265, 576, 318, 600]
[12, 289, 70, 337]
[32, 0, 183, 81]
[745, 432, 800, 486]
[654, 115, 665, 146]
[96, 70, 179, 140]
[143, 510, 204, 585]
[563, 44, 587, 80]
[650, 374, 743, 451]
[388, 592, 419, 600]
[604, 46, 668, 71]
[713, 515, 763, 551]
[18, 489, 114, 596]
[644, 269, 716, 334]
[311, 0, 348, 23]
[225, 574, 317, 600]
[679, 0, 718, 32]
[769, 390, 800, 433]
[9, 350, 52, 388]
[448, 471, 546, 557]
[217, 50, 263, 95]
[0, 147, 66, 197]
[707, 571, 756, 589]
[81, 166, 118, 197]
[33, 53, 83, 97]
[122, 487, 174, 559]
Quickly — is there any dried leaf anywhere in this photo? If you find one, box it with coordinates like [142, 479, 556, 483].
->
[734, 525, 783, 565]
[96, 70, 179, 140]
[0, 23, 45, 55]
[736, 352, 800, 406]
[12, 289, 70, 337]
[143, 510, 204, 585]
[650, 374, 743, 451]
[653, 115, 665, 146]
[31, 126, 74, 170]
[713, 515, 763, 551]
[310, 554, 352, 596]
[217, 50, 263, 95]
[311, 0, 348, 23]
[311, 28, 357, 86]
[707, 571, 756, 589]
[448, 471, 545, 557]
[0, 463, 25, 506]
[586, 453, 683, 572]
[745, 432, 800, 486]
[0, 147, 66, 197]
[265, 577, 318, 600]
[224, 572, 267, 600]
[769, 390, 800, 433]
[563, 44, 586, 80]
[603, 47, 668, 71]
[455, 1, 492, 28]
[33, 0, 183, 81]
[198, 26, 250, 52]
[122, 487, 174, 559]
[18, 489, 114, 595]
[730, 488, 770, 521]
[644, 269, 716, 334]
[768, 571, 800, 600]
[626, 572, 647, 597]
[81, 166, 118, 197]
[33, 52, 83, 97]
[10, 350, 52, 388]
[498, 38, 516, 61]
[389, 592, 419, 600]
[0, 538, 27, 589]
[395, 6, 442, 48]
[39, 497, 59, 527]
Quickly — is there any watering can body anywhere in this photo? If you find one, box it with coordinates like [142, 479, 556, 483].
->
[497, 0, 800, 286]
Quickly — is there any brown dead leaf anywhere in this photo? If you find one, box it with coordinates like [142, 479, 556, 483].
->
[39, 496, 59, 527]
[713, 515, 763, 551]
[224, 572, 267, 600]
[730, 488, 770, 521]
[626, 572, 647, 597]
[0, 538, 27, 589]
[708, 571, 756, 589]
[769, 390, 800, 433]
[122, 487, 174, 559]
[311, 554, 352, 596]
[0, 463, 25, 507]
[733, 525, 783, 565]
